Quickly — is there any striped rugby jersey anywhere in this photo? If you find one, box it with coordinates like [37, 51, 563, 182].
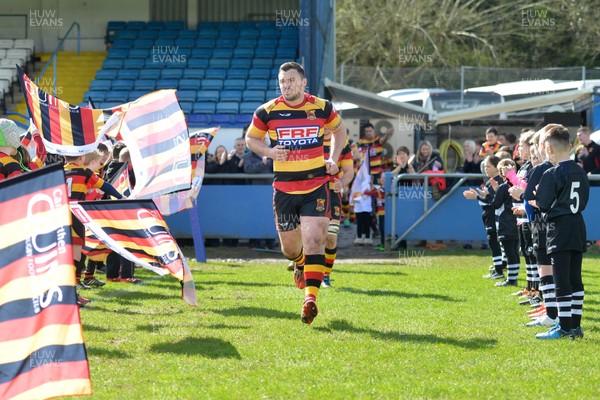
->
[248, 93, 342, 194]
[324, 137, 353, 190]
[358, 136, 384, 176]
[64, 163, 104, 201]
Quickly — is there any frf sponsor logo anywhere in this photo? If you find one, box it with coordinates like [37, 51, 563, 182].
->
[30, 10, 63, 28]
[276, 126, 319, 147]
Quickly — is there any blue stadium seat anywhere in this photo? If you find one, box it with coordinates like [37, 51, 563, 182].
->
[129, 49, 149, 59]
[134, 80, 157, 90]
[190, 48, 212, 59]
[270, 68, 280, 79]
[232, 59, 252, 69]
[196, 91, 219, 102]
[89, 80, 112, 91]
[127, 21, 146, 30]
[179, 30, 198, 39]
[243, 90, 266, 102]
[137, 30, 158, 40]
[278, 38, 298, 47]
[234, 48, 254, 58]
[273, 57, 289, 66]
[235, 114, 253, 125]
[201, 79, 223, 90]
[216, 102, 239, 114]
[246, 79, 268, 90]
[179, 101, 193, 115]
[158, 30, 179, 39]
[188, 113, 212, 125]
[198, 30, 218, 40]
[212, 114, 235, 126]
[108, 49, 128, 59]
[112, 39, 134, 49]
[254, 48, 276, 59]
[195, 39, 216, 49]
[161, 69, 184, 79]
[239, 28, 259, 38]
[266, 90, 280, 99]
[260, 28, 279, 40]
[105, 91, 129, 102]
[129, 90, 150, 101]
[277, 47, 297, 58]
[133, 39, 154, 49]
[98, 102, 121, 109]
[249, 69, 270, 79]
[84, 91, 107, 102]
[111, 79, 134, 91]
[116, 69, 138, 79]
[252, 58, 273, 69]
[96, 70, 118, 80]
[188, 59, 209, 69]
[260, 38, 278, 49]
[165, 21, 185, 30]
[209, 59, 230, 68]
[236, 38, 257, 48]
[197, 21, 219, 29]
[238, 21, 257, 29]
[177, 90, 197, 102]
[139, 69, 161, 79]
[107, 21, 126, 30]
[155, 38, 175, 47]
[179, 78, 201, 90]
[193, 102, 216, 114]
[280, 29, 299, 38]
[155, 79, 179, 89]
[183, 69, 205, 79]
[144, 58, 162, 69]
[268, 79, 279, 90]
[227, 68, 248, 79]
[220, 90, 242, 102]
[212, 49, 233, 59]
[218, 39, 237, 49]
[239, 101, 263, 114]
[175, 38, 195, 48]
[218, 30, 238, 39]
[223, 79, 246, 90]
[257, 21, 275, 29]
[146, 21, 164, 30]
[123, 59, 145, 69]
[205, 69, 227, 80]
[218, 21, 238, 30]
[116, 30, 138, 40]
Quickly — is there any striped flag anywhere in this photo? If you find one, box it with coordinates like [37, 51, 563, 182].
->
[0, 164, 92, 399]
[18, 66, 121, 156]
[119, 90, 191, 200]
[154, 127, 219, 216]
[108, 162, 132, 198]
[70, 200, 197, 306]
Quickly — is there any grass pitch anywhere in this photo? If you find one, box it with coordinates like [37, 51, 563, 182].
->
[79, 248, 600, 399]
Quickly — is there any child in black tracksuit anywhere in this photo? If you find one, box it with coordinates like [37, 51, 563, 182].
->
[490, 158, 520, 287]
[463, 155, 505, 278]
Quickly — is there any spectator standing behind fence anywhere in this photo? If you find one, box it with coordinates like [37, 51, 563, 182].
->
[479, 127, 501, 157]
[411, 140, 443, 172]
[358, 122, 393, 181]
[575, 126, 600, 185]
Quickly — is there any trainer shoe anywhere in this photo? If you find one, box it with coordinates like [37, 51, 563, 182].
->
[301, 297, 318, 325]
[287, 261, 295, 271]
[76, 282, 91, 290]
[483, 271, 504, 279]
[527, 304, 546, 314]
[322, 274, 331, 288]
[511, 288, 528, 296]
[293, 264, 306, 290]
[76, 295, 91, 307]
[83, 277, 105, 287]
[525, 315, 558, 327]
[495, 279, 518, 287]
[571, 326, 584, 339]
[120, 277, 143, 284]
[535, 324, 573, 340]
[343, 219, 351, 228]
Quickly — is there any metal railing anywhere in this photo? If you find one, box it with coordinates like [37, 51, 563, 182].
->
[389, 172, 485, 248]
[35, 21, 80, 95]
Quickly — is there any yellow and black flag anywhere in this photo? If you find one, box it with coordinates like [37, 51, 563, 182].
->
[0, 164, 92, 399]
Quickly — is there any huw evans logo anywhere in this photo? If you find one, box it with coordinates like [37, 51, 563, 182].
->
[521, 8, 556, 29]
[275, 9, 309, 27]
[152, 46, 187, 65]
[399, 45, 433, 64]
[30, 10, 63, 28]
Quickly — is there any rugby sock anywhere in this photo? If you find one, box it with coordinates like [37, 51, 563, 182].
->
[556, 294, 573, 331]
[493, 255, 503, 274]
[531, 264, 540, 291]
[525, 264, 534, 290]
[507, 264, 519, 282]
[304, 254, 326, 300]
[75, 257, 86, 282]
[84, 260, 98, 280]
[324, 246, 337, 276]
[291, 248, 306, 271]
[540, 275, 558, 319]
[571, 290, 584, 329]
